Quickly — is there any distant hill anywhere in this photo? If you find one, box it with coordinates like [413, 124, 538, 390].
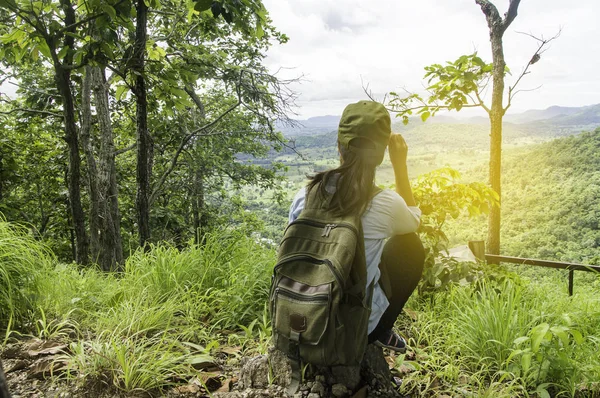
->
[504, 105, 585, 123]
[539, 104, 600, 126]
[276, 115, 340, 136]
[448, 127, 600, 264]
[280, 104, 600, 137]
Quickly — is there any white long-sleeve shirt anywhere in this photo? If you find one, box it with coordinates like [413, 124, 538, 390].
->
[288, 187, 421, 333]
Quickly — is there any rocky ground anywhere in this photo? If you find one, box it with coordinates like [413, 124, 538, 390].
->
[1, 339, 411, 398]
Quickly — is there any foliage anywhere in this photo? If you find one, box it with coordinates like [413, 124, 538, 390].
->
[0, 217, 54, 335]
[0, 223, 275, 393]
[411, 167, 499, 292]
[389, 53, 495, 125]
[396, 274, 600, 397]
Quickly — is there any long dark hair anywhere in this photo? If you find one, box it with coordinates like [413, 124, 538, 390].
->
[307, 138, 377, 216]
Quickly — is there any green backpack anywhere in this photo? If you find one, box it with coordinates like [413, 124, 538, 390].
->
[270, 183, 377, 371]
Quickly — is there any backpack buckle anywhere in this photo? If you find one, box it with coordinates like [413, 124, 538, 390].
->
[289, 330, 301, 359]
[321, 224, 338, 237]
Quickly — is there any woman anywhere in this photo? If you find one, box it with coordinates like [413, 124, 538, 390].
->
[288, 100, 425, 352]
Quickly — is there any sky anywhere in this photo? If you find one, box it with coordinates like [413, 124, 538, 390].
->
[262, 0, 600, 119]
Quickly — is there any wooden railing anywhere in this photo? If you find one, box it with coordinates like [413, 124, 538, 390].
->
[468, 241, 600, 296]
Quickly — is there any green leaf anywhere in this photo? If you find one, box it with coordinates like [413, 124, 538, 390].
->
[536, 384, 551, 398]
[57, 45, 70, 60]
[116, 85, 127, 101]
[255, 22, 264, 39]
[550, 326, 569, 347]
[420, 111, 431, 122]
[194, 0, 212, 12]
[513, 336, 530, 347]
[38, 41, 52, 58]
[530, 323, 549, 353]
[73, 50, 84, 65]
[521, 352, 532, 373]
[101, 4, 117, 19]
[570, 329, 584, 345]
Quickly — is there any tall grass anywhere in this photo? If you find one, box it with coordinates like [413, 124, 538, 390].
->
[0, 219, 54, 336]
[2, 217, 599, 396]
[0, 222, 276, 393]
[398, 273, 600, 397]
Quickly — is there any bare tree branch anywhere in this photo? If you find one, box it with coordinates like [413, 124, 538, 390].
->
[184, 85, 206, 119]
[115, 143, 136, 156]
[149, 73, 245, 206]
[505, 28, 562, 113]
[474, 87, 491, 114]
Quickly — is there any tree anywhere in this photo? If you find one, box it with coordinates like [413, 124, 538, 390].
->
[0, 0, 296, 262]
[386, 0, 558, 254]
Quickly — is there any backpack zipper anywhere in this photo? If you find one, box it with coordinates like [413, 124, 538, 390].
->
[284, 218, 358, 238]
[275, 288, 329, 303]
[274, 255, 344, 288]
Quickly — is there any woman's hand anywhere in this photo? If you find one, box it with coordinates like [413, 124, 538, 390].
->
[389, 133, 416, 206]
[389, 133, 408, 169]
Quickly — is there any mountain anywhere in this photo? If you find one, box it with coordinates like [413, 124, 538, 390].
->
[279, 104, 600, 137]
[540, 104, 600, 126]
[504, 105, 585, 123]
[276, 115, 340, 137]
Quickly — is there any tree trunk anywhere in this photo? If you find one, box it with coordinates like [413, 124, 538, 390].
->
[55, 65, 89, 264]
[91, 66, 124, 271]
[133, 0, 151, 248]
[477, 0, 521, 255]
[51, 0, 89, 264]
[81, 66, 101, 262]
[487, 28, 505, 255]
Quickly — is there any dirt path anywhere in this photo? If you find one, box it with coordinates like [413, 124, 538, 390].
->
[2, 339, 409, 398]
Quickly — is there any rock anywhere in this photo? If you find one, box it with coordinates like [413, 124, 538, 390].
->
[6, 360, 28, 374]
[238, 345, 400, 397]
[310, 380, 325, 396]
[331, 383, 350, 397]
[238, 348, 291, 390]
[238, 355, 269, 389]
[326, 366, 361, 391]
[212, 392, 244, 398]
[2, 344, 24, 360]
[28, 357, 67, 380]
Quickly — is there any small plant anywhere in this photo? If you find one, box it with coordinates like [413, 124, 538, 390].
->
[410, 168, 498, 292]
[507, 318, 585, 396]
[453, 280, 533, 371]
[34, 308, 80, 340]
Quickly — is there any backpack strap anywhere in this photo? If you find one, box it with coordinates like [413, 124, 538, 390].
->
[286, 331, 302, 395]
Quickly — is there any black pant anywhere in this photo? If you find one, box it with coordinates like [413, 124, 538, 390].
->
[368, 233, 425, 343]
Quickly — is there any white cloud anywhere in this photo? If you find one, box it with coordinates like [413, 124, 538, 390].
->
[264, 0, 600, 118]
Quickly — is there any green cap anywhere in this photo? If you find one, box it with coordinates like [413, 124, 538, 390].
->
[338, 101, 391, 165]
